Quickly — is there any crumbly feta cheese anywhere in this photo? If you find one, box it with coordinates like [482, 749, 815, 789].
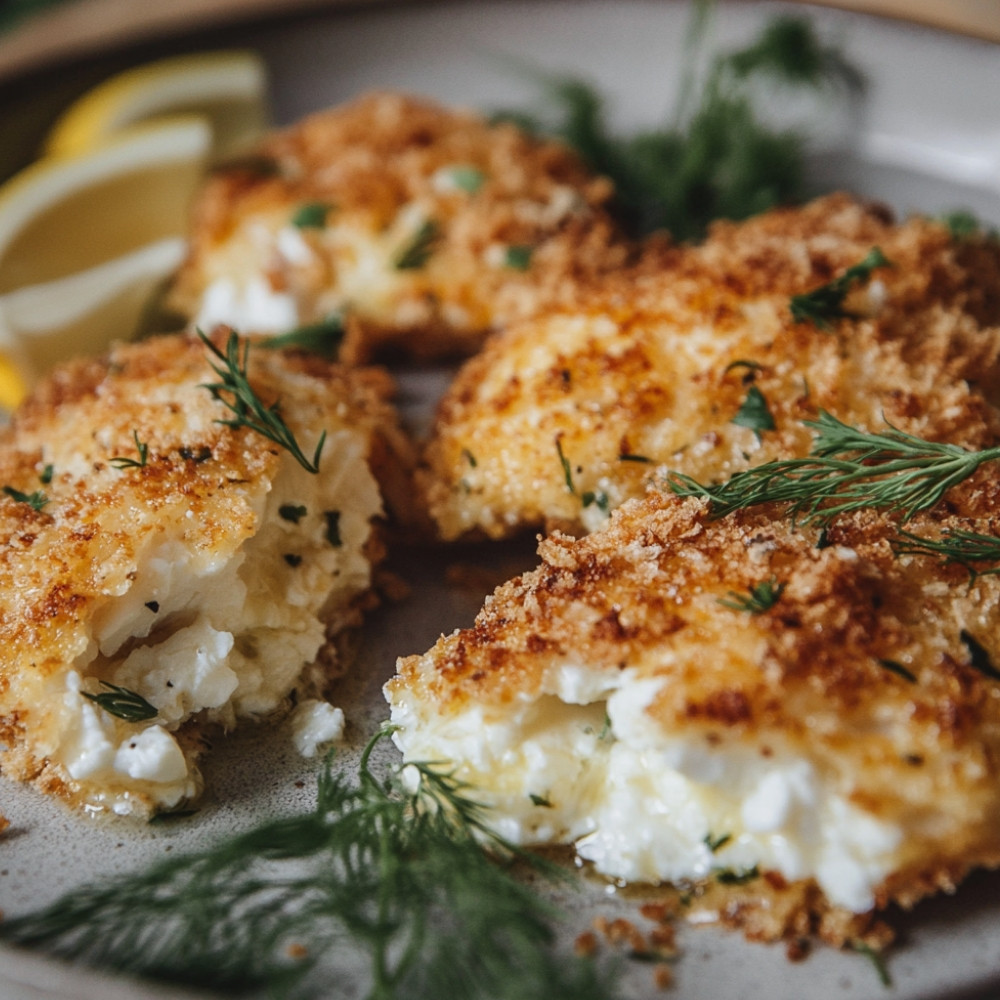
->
[113, 726, 188, 783]
[290, 698, 345, 757]
[389, 664, 904, 913]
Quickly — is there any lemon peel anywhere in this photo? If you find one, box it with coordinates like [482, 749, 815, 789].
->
[44, 51, 269, 160]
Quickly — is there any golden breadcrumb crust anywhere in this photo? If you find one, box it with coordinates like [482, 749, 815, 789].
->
[390, 476, 1000, 936]
[0, 329, 411, 808]
[420, 193, 1000, 539]
[169, 91, 637, 360]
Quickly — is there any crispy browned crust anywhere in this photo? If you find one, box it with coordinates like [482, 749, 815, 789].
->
[169, 91, 636, 360]
[0, 329, 412, 809]
[390, 476, 1000, 934]
[420, 193, 1000, 539]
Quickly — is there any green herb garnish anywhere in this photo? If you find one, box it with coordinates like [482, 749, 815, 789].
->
[395, 219, 440, 270]
[504, 245, 533, 271]
[893, 528, 1000, 581]
[262, 314, 345, 360]
[714, 865, 759, 885]
[789, 247, 890, 330]
[556, 437, 576, 494]
[461, 448, 478, 468]
[110, 430, 149, 469]
[581, 490, 610, 514]
[39, 463, 54, 484]
[324, 510, 342, 547]
[619, 453, 652, 464]
[529, 794, 553, 808]
[279, 504, 308, 524]
[2, 485, 49, 511]
[717, 578, 785, 614]
[82, 682, 157, 723]
[731, 385, 775, 438]
[447, 166, 485, 193]
[291, 202, 333, 229]
[704, 832, 731, 853]
[938, 210, 997, 241]
[0, 729, 618, 1000]
[878, 659, 916, 683]
[198, 329, 326, 475]
[669, 410, 1000, 526]
[852, 941, 892, 988]
[500, 11, 862, 241]
[723, 359, 764, 377]
[960, 630, 1000, 682]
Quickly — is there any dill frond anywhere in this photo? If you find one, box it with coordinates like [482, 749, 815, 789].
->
[893, 528, 1000, 580]
[669, 410, 1000, 526]
[0, 729, 618, 1000]
[717, 578, 785, 614]
[497, 9, 862, 240]
[198, 329, 326, 474]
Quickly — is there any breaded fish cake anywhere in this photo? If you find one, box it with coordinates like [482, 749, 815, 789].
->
[169, 91, 633, 361]
[421, 193, 1000, 539]
[386, 474, 1000, 943]
[0, 329, 411, 816]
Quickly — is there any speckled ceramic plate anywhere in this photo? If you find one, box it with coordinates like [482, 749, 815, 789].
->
[1, 2, 999, 998]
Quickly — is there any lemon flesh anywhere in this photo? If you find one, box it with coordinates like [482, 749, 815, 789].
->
[0, 116, 210, 292]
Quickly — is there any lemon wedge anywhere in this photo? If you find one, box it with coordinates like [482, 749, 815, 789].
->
[0, 117, 211, 407]
[0, 236, 187, 382]
[0, 115, 210, 293]
[44, 51, 269, 160]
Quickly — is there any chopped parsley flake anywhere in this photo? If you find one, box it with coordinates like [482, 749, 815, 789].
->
[789, 247, 890, 330]
[325, 510, 342, 548]
[447, 166, 485, 193]
[279, 504, 308, 524]
[291, 202, 333, 229]
[395, 220, 440, 270]
[503, 245, 533, 270]
[731, 385, 775, 438]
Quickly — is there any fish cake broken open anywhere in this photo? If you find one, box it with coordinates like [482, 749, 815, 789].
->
[168, 91, 634, 362]
[420, 193, 1000, 540]
[386, 474, 1000, 945]
[0, 329, 411, 817]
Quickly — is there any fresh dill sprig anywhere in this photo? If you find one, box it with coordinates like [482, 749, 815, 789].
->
[498, 9, 862, 240]
[109, 430, 149, 469]
[893, 527, 1000, 580]
[717, 578, 785, 614]
[0, 729, 618, 1000]
[2, 485, 49, 510]
[82, 681, 158, 722]
[789, 247, 891, 330]
[262, 314, 345, 360]
[852, 941, 892, 988]
[198, 329, 326, 474]
[668, 410, 1000, 525]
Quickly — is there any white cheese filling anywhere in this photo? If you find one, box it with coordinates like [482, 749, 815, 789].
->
[50, 429, 382, 816]
[387, 665, 902, 913]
